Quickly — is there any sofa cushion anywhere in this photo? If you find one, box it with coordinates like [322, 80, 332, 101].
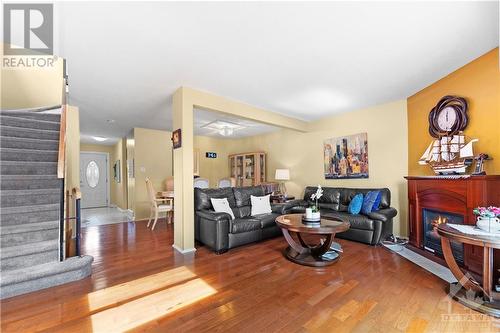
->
[321, 211, 375, 231]
[233, 186, 265, 207]
[195, 187, 236, 210]
[233, 206, 251, 218]
[230, 217, 261, 234]
[304, 187, 341, 210]
[252, 213, 280, 228]
[251, 194, 272, 215]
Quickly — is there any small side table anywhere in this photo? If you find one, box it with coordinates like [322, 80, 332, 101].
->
[270, 195, 295, 204]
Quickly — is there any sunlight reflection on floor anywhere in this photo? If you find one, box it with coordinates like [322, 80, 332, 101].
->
[59, 266, 219, 332]
[89, 278, 216, 332]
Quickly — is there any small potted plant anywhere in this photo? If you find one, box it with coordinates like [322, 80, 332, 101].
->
[306, 185, 323, 221]
[473, 206, 500, 233]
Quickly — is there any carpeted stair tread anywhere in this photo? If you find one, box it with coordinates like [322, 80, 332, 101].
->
[0, 125, 60, 140]
[0, 109, 93, 299]
[0, 110, 61, 122]
[1, 203, 59, 215]
[1, 221, 59, 248]
[0, 175, 61, 190]
[1, 188, 60, 207]
[0, 209, 59, 227]
[1, 239, 58, 259]
[1, 161, 57, 175]
[0, 115, 60, 131]
[0, 136, 59, 151]
[0, 147, 58, 162]
[1, 221, 59, 235]
[1, 256, 93, 287]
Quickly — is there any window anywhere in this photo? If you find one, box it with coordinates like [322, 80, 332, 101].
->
[86, 161, 100, 188]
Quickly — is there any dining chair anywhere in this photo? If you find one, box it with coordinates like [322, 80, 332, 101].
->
[193, 177, 209, 189]
[145, 177, 173, 230]
[165, 176, 174, 192]
[218, 177, 236, 188]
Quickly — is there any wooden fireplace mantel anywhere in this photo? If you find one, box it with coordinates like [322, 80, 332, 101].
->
[405, 175, 500, 277]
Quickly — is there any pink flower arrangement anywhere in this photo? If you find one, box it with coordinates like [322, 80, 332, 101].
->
[473, 206, 500, 218]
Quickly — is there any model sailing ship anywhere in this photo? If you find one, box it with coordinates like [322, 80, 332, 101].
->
[419, 95, 477, 175]
[418, 133, 478, 174]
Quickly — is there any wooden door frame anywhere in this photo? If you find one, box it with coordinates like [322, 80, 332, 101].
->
[80, 151, 110, 208]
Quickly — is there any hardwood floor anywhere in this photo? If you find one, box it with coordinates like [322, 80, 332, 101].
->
[1, 220, 499, 332]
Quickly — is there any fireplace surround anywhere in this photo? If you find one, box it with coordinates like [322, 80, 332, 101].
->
[405, 175, 500, 278]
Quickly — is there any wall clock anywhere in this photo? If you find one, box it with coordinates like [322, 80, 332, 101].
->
[428, 95, 468, 138]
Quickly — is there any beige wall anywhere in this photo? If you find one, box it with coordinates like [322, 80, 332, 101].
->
[227, 100, 409, 236]
[126, 131, 135, 214]
[194, 135, 236, 187]
[133, 128, 173, 220]
[129, 127, 235, 220]
[1, 54, 64, 109]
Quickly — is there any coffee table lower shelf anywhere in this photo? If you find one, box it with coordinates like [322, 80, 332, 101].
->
[283, 246, 340, 267]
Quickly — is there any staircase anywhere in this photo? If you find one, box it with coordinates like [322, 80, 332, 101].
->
[0, 110, 93, 299]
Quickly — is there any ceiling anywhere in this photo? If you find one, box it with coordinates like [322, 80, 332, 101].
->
[194, 108, 280, 138]
[55, 2, 499, 142]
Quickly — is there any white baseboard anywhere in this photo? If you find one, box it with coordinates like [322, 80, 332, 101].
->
[172, 244, 197, 254]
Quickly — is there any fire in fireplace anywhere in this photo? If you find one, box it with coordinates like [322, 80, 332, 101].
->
[422, 209, 464, 265]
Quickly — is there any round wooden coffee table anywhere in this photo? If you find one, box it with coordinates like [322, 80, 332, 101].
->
[275, 214, 350, 267]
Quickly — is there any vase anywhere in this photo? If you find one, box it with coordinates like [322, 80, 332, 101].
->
[311, 212, 321, 220]
[476, 216, 500, 234]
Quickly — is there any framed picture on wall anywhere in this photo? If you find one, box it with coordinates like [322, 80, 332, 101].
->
[113, 160, 121, 183]
[172, 129, 182, 149]
[324, 132, 369, 179]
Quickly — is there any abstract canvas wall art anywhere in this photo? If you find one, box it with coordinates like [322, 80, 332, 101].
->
[324, 132, 369, 179]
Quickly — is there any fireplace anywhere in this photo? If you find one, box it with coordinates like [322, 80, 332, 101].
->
[422, 208, 464, 265]
[406, 175, 500, 278]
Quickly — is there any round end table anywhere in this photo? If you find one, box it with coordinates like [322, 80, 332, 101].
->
[275, 214, 350, 267]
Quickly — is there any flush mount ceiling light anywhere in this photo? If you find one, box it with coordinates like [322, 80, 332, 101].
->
[92, 136, 107, 142]
[201, 120, 245, 137]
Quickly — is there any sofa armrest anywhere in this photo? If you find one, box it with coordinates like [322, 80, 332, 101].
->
[367, 207, 397, 222]
[271, 200, 306, 214]
[196, 209, 232, 222]
[196, 210, 230, 253]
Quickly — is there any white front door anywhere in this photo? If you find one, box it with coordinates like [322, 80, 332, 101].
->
[80, 152, 109, 208]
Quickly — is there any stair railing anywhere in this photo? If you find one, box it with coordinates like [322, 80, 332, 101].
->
[63, 187, 82, 258]
[57, 105, 67, 261]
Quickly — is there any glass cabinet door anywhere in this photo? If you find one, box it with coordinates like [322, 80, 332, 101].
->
[236, 156, 244, 187]
[259, 154, 265, 183]
[243, 154, 255, 186]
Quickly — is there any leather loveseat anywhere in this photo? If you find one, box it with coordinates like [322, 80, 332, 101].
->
[291, 187, 397, 245]
[194, 186, 295, 253]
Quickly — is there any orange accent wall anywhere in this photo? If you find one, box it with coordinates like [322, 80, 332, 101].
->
[407, 48, 500, 175]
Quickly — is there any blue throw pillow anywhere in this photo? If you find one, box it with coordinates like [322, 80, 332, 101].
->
[372, 191, 382, 211]
[361, 191, 381, 214]
[348, 193, 363, 214]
